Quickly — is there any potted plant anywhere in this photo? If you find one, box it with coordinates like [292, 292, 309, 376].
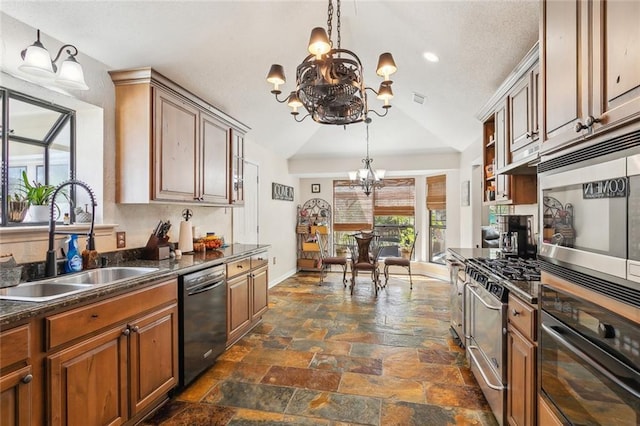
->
[7, 192, 29, 223]
[399, 229, 416, 259]
[20, 171, 66, 222]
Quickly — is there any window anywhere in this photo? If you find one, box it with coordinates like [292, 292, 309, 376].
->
[1, 88, 76, 225]
[333, 178, 415, 257]
[427, 175, 446, 264]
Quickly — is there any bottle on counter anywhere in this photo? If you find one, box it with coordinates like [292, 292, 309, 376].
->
[65, 235, 82, 273]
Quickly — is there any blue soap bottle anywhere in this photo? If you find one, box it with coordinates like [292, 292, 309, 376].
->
[65, 234, 83, 273]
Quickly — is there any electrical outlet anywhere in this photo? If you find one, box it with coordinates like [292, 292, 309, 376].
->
[273, 257, 276, 265]
[116, 232, 126, 248]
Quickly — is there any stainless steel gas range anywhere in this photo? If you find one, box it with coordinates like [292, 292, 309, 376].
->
[463, 256, 540, 426]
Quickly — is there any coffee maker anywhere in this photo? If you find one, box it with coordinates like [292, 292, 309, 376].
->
[496, 215, 536, 259]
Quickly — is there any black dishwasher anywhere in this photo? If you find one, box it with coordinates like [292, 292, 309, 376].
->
[179, 264, 227, 388]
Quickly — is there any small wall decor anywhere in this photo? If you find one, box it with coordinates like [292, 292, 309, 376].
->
[272, 182, 294, 201]
[461, 180, 470, 206]
[311, 183, 321, 193]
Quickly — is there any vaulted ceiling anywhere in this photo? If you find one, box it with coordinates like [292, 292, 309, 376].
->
[1, 0, 539, 163]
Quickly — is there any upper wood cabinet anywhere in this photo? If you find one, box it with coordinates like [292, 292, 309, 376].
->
[509, 63, 540, 155]
[109, 68, 249, 205]
[230, 129, 244, 205]
[541, 0, 640, 155]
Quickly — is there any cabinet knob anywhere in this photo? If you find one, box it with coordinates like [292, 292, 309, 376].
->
[122, 328, 131, 336]
[585, 115, 601, 127]
[511, 309, 520, 317]
[21, 374, 33, 384]
[130, 325, 140, 333]
[574, 121, 589, 132]
[526, 130, 538, 139]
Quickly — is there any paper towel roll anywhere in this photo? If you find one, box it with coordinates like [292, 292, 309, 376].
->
[179, 221, 194, 253]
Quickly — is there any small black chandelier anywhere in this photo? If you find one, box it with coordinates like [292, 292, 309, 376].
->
[349, 119, 385, 196]
[266, 0, 397, 125]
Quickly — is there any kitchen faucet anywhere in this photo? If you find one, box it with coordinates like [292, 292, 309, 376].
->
[45, 179, 97, 277]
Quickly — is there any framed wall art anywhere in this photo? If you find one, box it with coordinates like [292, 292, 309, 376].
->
[311, 183, 321, 193]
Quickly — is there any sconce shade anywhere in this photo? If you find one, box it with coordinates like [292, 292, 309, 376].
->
[267, 64, 286, 88]
[56, 55, 89, 90]
[376, 52, 397, 81]
[19, 43, 55, 77]
[308, 27, 331, 57]
[287, 92, 303, 108]
[377, 83, 394, 101]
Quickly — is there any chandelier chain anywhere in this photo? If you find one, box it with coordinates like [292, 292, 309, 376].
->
[336, 0, 341, 50]
[327, 0, 333, 46]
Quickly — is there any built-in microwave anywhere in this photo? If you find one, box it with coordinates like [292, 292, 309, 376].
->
[538, 151, 640, 289]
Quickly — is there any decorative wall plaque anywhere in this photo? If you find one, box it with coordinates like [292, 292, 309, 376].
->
[272, 182, 294, 201]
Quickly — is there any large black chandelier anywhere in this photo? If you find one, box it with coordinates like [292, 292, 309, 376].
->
[266, 0, 397, 125]
[349, 119, 385, 196]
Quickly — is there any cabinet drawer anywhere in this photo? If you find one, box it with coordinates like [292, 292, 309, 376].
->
[46, 279, 177, 350]
[251, 253, 268, 269]
[508, 294, 537, 342]
[227, 258, 251, 278]
[0, 324, 30, 368]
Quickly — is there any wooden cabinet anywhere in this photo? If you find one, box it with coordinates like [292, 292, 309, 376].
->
[480, 46, 538, 205]
[46, 279, 178, 425]
[0, 324, 32, 426]
[154, 87, 200, 202]
[541, 0, 640, 155]
[230, 129, 245, 205]
[226, 252, 269, 346]
[110, 67, 249, 205]
[506, 294, 537, 426]
[482, 104, 537, 205]
[509, 63, 540, 156]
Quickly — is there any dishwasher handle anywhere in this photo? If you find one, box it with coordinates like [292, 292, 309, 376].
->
[187, 279, 225, 296]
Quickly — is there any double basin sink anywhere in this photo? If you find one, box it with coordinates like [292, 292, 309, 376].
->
[0, 267, 159, 302]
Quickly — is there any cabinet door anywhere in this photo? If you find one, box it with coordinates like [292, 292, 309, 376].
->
[200, 112, 230, 203]
[509, 75, 532, 153]
[541, 0, 590, 153]
[48, 326, 128, 426]
[251, 266, 269, 321]
[128, 304, 178, 416]
[154, 88, 199, 201]
[230, 129, 245, 205]
[227, 274, 251, 342]
[0, 365, 32, 426]
[507, 326, 536, 426]
[494, 102, 511, 202]
[591, 0, 640, 132]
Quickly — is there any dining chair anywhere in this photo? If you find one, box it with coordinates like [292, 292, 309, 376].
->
[383, 231, 418, 289]
[316, 230, 348, 286]
[349, 231, 382, 295]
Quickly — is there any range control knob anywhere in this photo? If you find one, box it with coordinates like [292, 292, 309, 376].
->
[598, 322, 616, 339]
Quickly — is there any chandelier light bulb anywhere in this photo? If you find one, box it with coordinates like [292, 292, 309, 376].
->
[266, 64, 286, 93]
[376, 52, 397, 82]
[308, 27, 331, 58]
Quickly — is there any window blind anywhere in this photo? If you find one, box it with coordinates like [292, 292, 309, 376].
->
[333, 180, 373, 232]
[373, 178, 415, 216]
[426, 175, 447, 210]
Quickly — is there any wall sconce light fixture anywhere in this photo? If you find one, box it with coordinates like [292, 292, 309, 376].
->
[19, 29, 89, 91]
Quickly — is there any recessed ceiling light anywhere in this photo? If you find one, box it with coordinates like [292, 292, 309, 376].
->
[423, 52, 439, 63]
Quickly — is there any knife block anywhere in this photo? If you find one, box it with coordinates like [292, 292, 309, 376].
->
[143, 234, 171, 260]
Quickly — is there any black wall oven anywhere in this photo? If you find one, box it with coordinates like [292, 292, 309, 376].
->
[539, 284, 640, 425]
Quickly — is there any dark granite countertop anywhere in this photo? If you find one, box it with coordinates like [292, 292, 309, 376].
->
[447, 248, 539, 305]
[0, 244, 269, 327]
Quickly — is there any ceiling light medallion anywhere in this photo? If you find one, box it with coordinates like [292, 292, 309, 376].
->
[349, 118, 385, 196]
[19, 29, 89, 90]
[266, 0, 397, 125]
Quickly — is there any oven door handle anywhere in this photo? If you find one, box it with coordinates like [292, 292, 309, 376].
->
[467, 345, 505, 391]
[541, 322, 640, 399]
[466, 284, 503, 311]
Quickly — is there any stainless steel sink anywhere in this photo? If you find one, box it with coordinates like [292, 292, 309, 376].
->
[0, 282, 92, 302]
[50, 267, 159, 285]
[0, 267, 159, 302]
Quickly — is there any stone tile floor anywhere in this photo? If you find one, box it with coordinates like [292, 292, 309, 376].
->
[142, 273, 498, 425]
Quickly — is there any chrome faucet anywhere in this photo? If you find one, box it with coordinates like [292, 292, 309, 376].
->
[45, 179, 97, 277]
